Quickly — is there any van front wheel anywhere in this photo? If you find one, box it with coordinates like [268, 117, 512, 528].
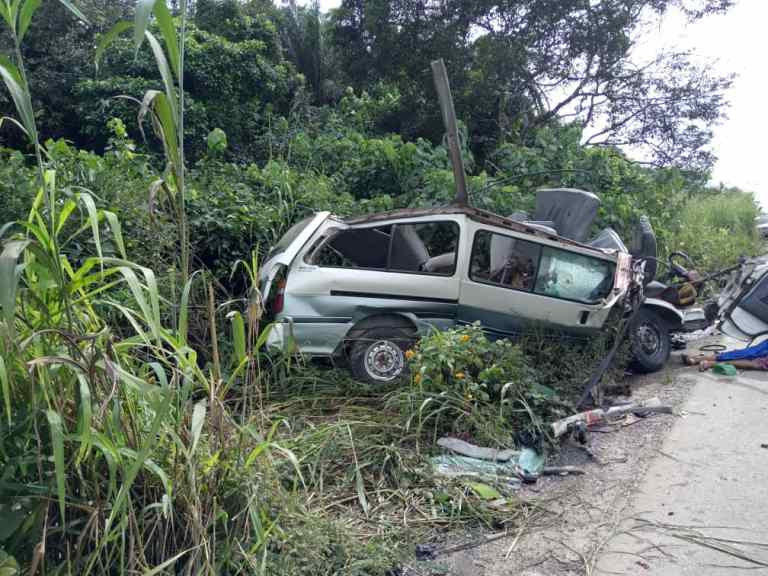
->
[630, 308, 671, 373]
[350, 327, 414, 385]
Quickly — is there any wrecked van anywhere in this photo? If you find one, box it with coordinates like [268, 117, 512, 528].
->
[259, 188, 684, 384]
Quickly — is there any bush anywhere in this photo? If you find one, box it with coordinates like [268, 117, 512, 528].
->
[667, 189, 762, 273]
[406, 324, 571, 443]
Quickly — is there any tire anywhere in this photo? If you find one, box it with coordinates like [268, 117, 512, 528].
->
[630, 307, 671, 373]
[349, 327, 415, 385]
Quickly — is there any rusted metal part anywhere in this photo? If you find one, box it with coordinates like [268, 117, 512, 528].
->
[431, 58, 469, 206]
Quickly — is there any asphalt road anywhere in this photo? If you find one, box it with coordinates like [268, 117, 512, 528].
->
[596, 357, 768, 574]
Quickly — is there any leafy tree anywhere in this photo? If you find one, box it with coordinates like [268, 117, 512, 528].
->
[328, 0, 734, 171]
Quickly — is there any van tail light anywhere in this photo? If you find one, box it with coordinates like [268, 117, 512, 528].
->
[273, 278, 286, 314]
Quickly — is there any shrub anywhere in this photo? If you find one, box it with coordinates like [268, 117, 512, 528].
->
[406, 324, 571, 443]
[667, 189, 762, 273]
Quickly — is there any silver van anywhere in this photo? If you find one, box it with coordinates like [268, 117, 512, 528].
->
[259, 189, 676, 384]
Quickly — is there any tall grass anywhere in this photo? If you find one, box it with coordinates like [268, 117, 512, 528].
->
[667, 190, 762, 273]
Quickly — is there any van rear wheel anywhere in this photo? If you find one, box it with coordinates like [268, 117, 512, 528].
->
[350, 327, 414, 385]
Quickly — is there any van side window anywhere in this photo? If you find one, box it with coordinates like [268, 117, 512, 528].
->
[534, 247, 615, 302]
[470, 230, 615, 302]
[470, 230, 540, 290]
[309, 221, 459, 276]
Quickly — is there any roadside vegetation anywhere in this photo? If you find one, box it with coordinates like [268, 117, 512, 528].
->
[0, 0, 761, 574]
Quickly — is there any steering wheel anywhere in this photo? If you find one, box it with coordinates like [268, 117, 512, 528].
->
[668, 251, 694, 279]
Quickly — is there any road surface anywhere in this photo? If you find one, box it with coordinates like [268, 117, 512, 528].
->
[596, 355, 768, 574]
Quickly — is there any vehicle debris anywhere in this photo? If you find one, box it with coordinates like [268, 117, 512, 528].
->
[433, 439, 582, 485]
[436, 436, 518, 462]
[551, 396, 674, 438]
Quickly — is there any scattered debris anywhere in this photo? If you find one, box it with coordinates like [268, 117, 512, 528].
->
[551, 396, 673, 438]
[415, 531, 510, 561]
[437, 437, 518, 462]
[434, 439, 583, 486]
[431, 454, 521, 483]
[712, 363, 738, 376]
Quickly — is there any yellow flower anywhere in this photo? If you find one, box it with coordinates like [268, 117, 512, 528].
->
[460, 334, 471, 343]
[413, 373, 422, 384]
[405, 349, 415, 360]
[455, 371, 465, 380]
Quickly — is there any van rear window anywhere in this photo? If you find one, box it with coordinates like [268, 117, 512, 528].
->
[267, 216, 314, 260]
[308, 221, 459, 276]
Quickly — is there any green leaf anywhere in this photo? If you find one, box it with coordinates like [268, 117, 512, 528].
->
[138, 90, 180, 173]
[133, 0, 157, 55]
[467, 482, 502, 500]
[0, 2, 13, 31]
[0, 239, 30, 343]
[229, 311, 246, 364]
[0, 55, 35, 142]
[153, 0, 179, 80]
[0, 355, 10, 425]
[142, 547, 195, 576]
[75, 373, 92, 464]
[95, 20, 131, 73]
[178, 270, 200, 347]
[46, 410, 67, 527]
[56, 0, 89, 24]
[105, 391, 170, 534]
[190, 399, 206, 456]
[144, 30, 177, 120]
[103, 211, 127, 259]
[17, 0, 41, 41]
[76, 193, 103, 262]
[0, 550, 19, 576]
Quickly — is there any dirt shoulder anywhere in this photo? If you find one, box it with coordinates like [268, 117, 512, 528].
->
[412, 354, 700, 576]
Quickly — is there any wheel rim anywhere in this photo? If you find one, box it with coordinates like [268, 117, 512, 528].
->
[364, 340, 405, 382]
[636, 322, 662, 356]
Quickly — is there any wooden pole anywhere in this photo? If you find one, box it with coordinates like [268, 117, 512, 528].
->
[431, 58, 469, 206]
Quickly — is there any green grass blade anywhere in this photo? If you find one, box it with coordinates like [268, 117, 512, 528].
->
[133, 0, 156, 55]
[95, 20, 131, 72]
[0, 55, 35, 142]
[76, 193, 103, 262]
[103, 211, 127, 259]
[190, 399, 206, 456]
[254, 323, 274, 351]
[0, 240, 30, 343]
[178, 269, 200, 347]
[142, 547, 196, 576]
[55, 0, 89, 24]
[229, 311, 246, 363]
[75, 373, 92, 464]
[105, 391, 170, 533]
[17, 0, 41, 41]
[46, 409, 67, 528]
[0, 355, 10, 425]
[144, 30, 178, 122]
[0, 2, 13, 30]
[153, 0, 179, 80]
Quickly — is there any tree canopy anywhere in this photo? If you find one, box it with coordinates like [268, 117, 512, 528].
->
[0, 0, 735, 173]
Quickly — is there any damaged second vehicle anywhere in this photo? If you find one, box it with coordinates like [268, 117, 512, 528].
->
[259, 188, 685, 384]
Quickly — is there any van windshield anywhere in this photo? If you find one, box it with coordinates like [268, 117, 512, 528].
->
[267, 216, 314, 261]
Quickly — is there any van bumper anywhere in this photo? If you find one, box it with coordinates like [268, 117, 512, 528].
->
[267, 318, 351, 356]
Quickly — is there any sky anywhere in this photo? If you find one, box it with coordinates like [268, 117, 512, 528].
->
[312, 0, 767, 207]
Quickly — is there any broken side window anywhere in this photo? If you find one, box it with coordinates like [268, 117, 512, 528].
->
[309, 221, 459, 276]
[470, 230, 541, 291]
[534, 247, 615, 303]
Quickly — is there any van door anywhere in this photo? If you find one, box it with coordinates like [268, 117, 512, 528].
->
[457, 223, 622, 335]
[258, 211, 338, 302]
[717, 259, 768, 341]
